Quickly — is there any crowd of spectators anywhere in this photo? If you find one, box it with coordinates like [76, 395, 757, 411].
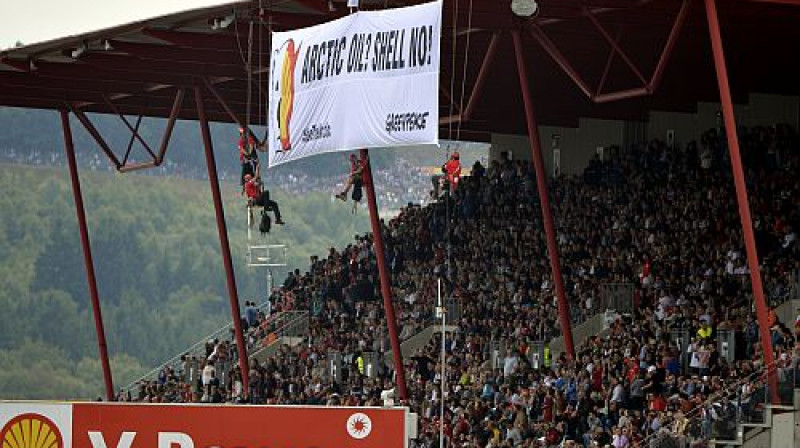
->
[122, 124, 800, 448]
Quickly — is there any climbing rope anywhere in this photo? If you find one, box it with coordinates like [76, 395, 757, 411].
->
[447, 0, 459, 143]
[456, 0, 474, 141]
[246, 19, 254, 141]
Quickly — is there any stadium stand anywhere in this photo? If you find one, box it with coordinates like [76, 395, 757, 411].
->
[126, 125, 800, 448]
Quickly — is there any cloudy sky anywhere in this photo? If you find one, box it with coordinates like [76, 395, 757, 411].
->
[0, 0, 231, 49]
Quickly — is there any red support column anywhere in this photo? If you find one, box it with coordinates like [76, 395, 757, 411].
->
[195, 86, 251, 397]
[60, 109, 115, 401]
[703, 0, 780, 404]
[512, 31, 575, 360]
[359, 147, 409, 400]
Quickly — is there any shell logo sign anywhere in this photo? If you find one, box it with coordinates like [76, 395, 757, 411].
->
[1, 414, 63, 448]
[1, 403, 412, 448]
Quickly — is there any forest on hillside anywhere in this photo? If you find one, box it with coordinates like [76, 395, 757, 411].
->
[0, 164, 369, 399]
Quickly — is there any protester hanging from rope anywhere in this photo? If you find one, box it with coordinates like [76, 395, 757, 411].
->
[244, 174, 284, 232]
[442, 151, 462, 192]
[335, 153, 366, 206]
[239, 128, 263, 191]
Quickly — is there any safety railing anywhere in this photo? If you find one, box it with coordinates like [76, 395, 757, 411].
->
[248, 310, 309, 355]
[642, 363, 799, 448]
[788, 269, 800, 302]
[122, 301, 280, 392]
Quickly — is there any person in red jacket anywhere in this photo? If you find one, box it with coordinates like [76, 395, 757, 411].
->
[244, 174, 284, 229]
[443, 151, 462, 192]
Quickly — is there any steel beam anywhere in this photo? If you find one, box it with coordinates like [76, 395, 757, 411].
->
[102, 95, 158, 160]
[141, 28, 270, 53]
[30, 61, 196, 88]
[439, 114, 462, 125]
[585, 12, 648, 87]
[109, 40, 264, 67]
[121, 114, 144, 166]
[195, 85, 251, 399]
[704, 0, 780, 404]
[512, 30, 575, 360]
[462, 31, 500, 122]
[596, 31, 618, 95]
[594, 87, 650, 103]
[203, 78, 262, 144]
[0, 57, 32, 72]
[113, 89, 183, 170]
[0, 85, 257, 124]
[76, 53, 245, 80]
[359, 147, 408, 401]
[117, 161, 158, 173]
[60, 109, 116, 401]
[649, 0, 692, 92]
[156, 89, 185, 164]
[525, 0, 691, 103]
[70, 108, 122, 169]
[292, 0, 331, 14]
[526, 24, 594, 100]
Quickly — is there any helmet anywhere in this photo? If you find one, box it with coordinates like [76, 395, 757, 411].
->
[452, 151, 460, 159]
[244, 174, 253, 181]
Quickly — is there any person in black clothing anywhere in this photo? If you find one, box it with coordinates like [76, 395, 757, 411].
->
[412, 349, 434, 382]
[244, 174, 284, 231]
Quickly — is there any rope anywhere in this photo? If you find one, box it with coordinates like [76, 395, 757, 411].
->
[440, 5, 461, 446]
[246, 20, 254, 138]
[259, 0, 267, 146]
[456, 0, 474, 141]
[233, 9, 249, 67]
[447, 0, 459, 142]
[442, 3, 476, 439]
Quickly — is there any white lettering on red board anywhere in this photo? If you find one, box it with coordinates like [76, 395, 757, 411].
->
[87, 432, 194, 448]
[88, 432, 136, 448]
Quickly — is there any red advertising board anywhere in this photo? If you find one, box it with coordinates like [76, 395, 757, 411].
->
[0, 402, 410, 448]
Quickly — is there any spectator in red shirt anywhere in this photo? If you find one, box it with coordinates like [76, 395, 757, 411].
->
[244, 174, 284, 228]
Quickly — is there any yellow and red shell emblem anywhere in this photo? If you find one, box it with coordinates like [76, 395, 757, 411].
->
[1, 414, 63, 448]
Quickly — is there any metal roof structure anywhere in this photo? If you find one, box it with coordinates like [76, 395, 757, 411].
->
[2, 0, 799, 139]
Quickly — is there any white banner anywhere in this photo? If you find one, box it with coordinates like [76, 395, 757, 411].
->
[267, 1, 441, 167]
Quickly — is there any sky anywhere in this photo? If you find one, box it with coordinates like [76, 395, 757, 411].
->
[0, 0, 231, 49]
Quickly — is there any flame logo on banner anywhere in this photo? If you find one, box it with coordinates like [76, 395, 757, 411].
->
[276, 38, 302, 152]
[346, 412, 372, 439]
[1, 414, 64, 448]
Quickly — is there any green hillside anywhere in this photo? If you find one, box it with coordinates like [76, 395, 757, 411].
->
[0, 163, 369, 399]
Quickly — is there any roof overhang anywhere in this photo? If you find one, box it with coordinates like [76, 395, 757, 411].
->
[1, 0, 799, 138]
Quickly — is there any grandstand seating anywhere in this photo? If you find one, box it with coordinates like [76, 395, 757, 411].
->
[127, 124, 800, 448]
